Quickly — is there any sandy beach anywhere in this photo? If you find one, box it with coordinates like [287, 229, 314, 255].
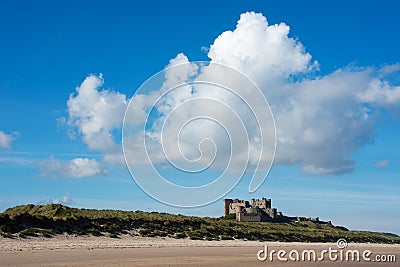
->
[0, 236, 398, 266]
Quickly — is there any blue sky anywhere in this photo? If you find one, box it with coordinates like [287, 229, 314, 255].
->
[0, 0, 399, 234]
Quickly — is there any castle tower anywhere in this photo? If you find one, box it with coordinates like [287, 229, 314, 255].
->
[223, 199, 232, 216]
[266, 198, 271, 209]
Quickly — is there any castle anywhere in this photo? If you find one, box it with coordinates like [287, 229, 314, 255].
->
[223, 197, 327, 223]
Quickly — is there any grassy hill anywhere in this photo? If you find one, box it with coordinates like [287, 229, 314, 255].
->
[0, 204, 398, 243]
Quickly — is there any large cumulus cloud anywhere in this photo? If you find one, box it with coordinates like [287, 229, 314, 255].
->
[64, 12, 400, 176]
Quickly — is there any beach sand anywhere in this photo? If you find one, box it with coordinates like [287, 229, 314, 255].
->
[0, 236, 398, 266]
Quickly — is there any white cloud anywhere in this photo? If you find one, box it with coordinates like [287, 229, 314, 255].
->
[374, 160, 389, 168]
[66, 12, 400, 176]
[0, 131, 18, 149]
[65, 74, 127, 163]
[378, 63, 400, 77]
[124, 59, 276, 175]
[208, 12, 318, 90]
[272, 69, 376, 174]
[37, 157, 105, 178]
[205, 12, 398, 174]
[37, 193, 75, 206]
[357, 79, 400, 111]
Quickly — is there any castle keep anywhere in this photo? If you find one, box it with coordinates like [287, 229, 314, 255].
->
[223, 197, 326, 223]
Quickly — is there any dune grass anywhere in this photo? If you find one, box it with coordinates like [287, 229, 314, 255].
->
[0, 204, 398, 243]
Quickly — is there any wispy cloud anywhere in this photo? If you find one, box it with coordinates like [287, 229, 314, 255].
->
[374, 159, 389, 168]
[0, 156, 34, 166]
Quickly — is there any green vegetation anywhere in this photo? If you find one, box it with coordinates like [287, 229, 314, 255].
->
[17, 228, 54, 238]
[108, 233, 120, 238]
[174, 232, 187, 239]
[0, 204, 398, 243]
[220, 213, 236, 220]
[19, 228, 38, 238]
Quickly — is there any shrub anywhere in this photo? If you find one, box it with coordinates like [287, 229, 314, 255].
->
[41, 229, 54, 238]
[121, 230, 129, 235]
[220, 214, 236, 220]
[220, 235, 234, 240]
[89, 229, 103, 236]
[109, 233, 119, 238]
[175, 232, 187, 239]
[138, 228, 150, 236]
[189, 235, 203, 240]
[0, 231, 13, 238]
[19, 228, 38, 238]
[153, 230, 168, 237]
